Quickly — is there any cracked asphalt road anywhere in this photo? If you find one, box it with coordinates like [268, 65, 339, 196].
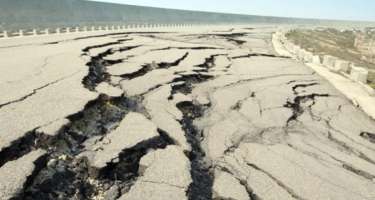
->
[0, 26, 375, 200]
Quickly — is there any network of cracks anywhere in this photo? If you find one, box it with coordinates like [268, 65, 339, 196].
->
[1, 28, 375, 200]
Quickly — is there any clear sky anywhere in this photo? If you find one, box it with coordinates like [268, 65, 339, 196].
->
[89, 0, 375, 22]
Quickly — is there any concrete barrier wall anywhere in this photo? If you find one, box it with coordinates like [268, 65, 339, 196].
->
[322, 55, 337, 68]
[303, 51, 313, 63]
[350, 66, 369, 83]
[333, 60, 351, 73]
[312, 55, 321, 64]
[276, 30, 373, 96]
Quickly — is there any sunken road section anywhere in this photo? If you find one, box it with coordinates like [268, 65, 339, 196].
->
[1, 26, 375, 200]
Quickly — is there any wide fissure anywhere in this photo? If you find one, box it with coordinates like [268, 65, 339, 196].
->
[177, 101, 213, 200]
[11, 94, 148, 200]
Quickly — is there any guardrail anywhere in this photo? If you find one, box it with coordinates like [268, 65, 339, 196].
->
[274, 30, 375, 96]
[0, 23, 198, 39]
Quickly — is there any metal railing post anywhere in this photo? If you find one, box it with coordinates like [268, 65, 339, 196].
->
[3, 31, 8, 38]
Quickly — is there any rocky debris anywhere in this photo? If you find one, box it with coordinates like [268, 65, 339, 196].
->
[0, 150, 46, 200]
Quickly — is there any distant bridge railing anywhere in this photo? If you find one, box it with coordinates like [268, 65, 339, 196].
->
[0, 23, 200, 39]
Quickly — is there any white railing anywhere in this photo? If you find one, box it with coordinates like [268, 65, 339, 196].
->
[0, 23, 198, 39]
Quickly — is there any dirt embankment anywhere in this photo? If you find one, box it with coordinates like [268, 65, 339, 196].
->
[286, 28, 375, 88]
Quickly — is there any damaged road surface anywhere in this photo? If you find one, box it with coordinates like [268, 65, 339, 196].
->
[1, 26, 375, 200]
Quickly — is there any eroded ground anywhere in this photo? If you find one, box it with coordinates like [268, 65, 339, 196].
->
[1, 26, 375, 200]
